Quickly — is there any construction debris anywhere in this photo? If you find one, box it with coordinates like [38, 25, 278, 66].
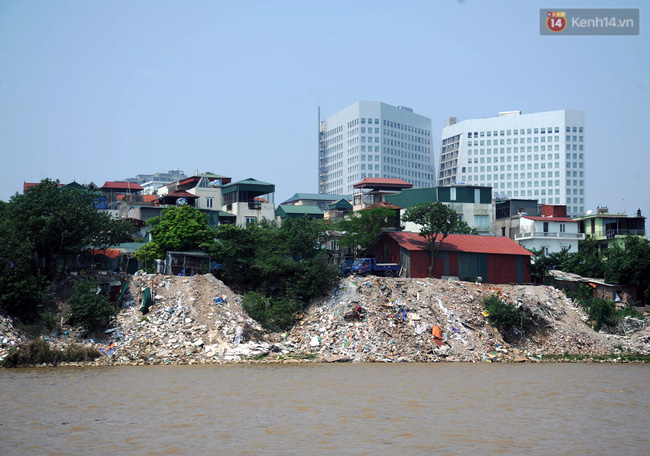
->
[2, 274, 650, 366]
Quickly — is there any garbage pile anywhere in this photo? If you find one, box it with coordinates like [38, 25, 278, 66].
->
[92, 273, 280, 365]
[286, 276, 650, 362]
[3, 274, 650, 366]
[0, 315, 25, 363]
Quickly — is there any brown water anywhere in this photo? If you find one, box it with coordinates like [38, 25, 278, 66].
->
[0, 363, 648, 455]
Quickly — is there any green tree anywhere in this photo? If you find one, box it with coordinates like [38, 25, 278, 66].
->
[336, 207, 397, 257]
[402, 202, 476, 277]
[67, 279, 117, 334]
[0, 202, 46, 318]
[135, 205, 215, 268]
[212, 216, 339, 331]
[604, 236, 650, 303]
[5, 179, 134, 279]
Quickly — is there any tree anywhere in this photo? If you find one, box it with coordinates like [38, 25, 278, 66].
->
[67, 279, 117, 334]
[6, 179, 133, 279]
[604, 236, 650, 303]
[0, 202, 46, 318]
[402, 202, 475, 277]
[135, 205, 215, 268]
[212, 216, 339, 331]
[336, 207, 397, 257]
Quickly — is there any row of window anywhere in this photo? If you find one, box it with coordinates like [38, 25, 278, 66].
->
[466, 126, 583, 138]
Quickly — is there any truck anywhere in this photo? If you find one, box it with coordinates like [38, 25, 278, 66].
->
[351, 258, 401, 277]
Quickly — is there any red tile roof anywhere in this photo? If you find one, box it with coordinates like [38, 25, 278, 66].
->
[386, 232, 533, 256]
[522, 216, 576, 223]
[353, 178, 413, 189]
[101, 181, 143, 191]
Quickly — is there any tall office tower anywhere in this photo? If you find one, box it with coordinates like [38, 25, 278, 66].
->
[438, 110, 586, 216]
[318, 101, 434, 195]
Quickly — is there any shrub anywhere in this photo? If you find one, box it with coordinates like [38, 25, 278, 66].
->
[483, 294, 530, 342]
[242, 291, 302, 332]
[67, 279, 116, 333]
[1, 339, 101, 367]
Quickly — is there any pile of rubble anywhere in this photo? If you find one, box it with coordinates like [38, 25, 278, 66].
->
[0, 315, 25, 363]
[3, 274, 650, 366]
[89, 273, 282, 365]
[286, 276, 650, 362]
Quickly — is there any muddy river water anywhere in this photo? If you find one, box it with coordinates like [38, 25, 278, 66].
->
[1, 363, 648, 455]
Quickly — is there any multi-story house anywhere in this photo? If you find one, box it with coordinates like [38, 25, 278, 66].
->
[513, 205, 584, 254]
[573, 207, 646, 252]
[385, 184, 493, 235]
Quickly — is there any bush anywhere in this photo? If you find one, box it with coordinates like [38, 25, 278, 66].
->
[242, 291, 302, 332]
[67, 279, 116, 333]
[1, 339, 100, 367]
[483, 294, 530, 342]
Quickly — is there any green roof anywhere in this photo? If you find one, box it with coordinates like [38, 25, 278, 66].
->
[276, 204, 324, 219]
[282, 193, 351, 204]
[385, 188, 437, 208]
[329, 199, 353, 210]
[221, 178, 275, 195]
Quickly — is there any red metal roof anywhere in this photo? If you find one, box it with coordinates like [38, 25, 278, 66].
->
[353, 177, 413, 189]
[162, 190, 198, 198]
[386, 232, 533, 256]
[101, 181, 143, 191]
[522, 215, 576, 223]
[362, 201, 403, 211]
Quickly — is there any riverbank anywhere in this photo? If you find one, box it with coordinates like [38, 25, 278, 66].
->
[2, 274, 649, 367]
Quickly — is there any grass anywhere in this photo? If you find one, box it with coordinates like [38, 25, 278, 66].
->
[541, 353, 650, 362]
[1, 338, 101, 367]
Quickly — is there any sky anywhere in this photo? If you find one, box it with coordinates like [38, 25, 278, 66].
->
[0, 0, 648, 216]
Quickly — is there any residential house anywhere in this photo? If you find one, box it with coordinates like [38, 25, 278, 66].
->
[100, 181, 143, 210]
[281, 193, 351, 211]
[385, 185, 493, 235]
[375, 231, 532, 283]
[352, 177, 413, 211]
[493, 198, 540, 238]
[513, 205, 584, 254]
[275, 204, 324, 221]
[221, 178, 275, 226]
[324, 199, 353, 222]
[573, 207, 647, 253]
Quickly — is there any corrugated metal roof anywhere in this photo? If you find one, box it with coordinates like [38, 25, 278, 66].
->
[282, 193, 351, 204]
[363, 201, 403, 210]
[353, 177, 413, 189]
[276, 204, 323, 215]
[101, 181, 144, 191]
[386, 232, 533, 256]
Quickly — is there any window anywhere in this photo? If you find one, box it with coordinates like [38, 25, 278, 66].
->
[245, 216, 257, 225]
[206, 197, 213, 209]
[450, 187, 457, 201]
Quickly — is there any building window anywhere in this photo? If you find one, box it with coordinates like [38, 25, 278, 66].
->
[206, 197, 213, 208]
[450, 187, 456, 201]
[245, 216, 257, 225]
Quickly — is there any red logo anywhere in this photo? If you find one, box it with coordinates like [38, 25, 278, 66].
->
[546, 12, 567, 32]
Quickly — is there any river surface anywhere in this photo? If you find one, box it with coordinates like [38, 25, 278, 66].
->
[1, 363, 648, 455]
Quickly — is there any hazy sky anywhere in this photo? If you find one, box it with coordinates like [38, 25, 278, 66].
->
[1, 0, 648, 215]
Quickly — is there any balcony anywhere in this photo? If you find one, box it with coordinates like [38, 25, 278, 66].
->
[515, 231, 586, 241]
[248, 201, 262, 210]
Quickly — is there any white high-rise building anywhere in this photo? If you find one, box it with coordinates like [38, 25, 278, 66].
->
[319, 101, 434, 195]
[438, 110, 586, 216]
